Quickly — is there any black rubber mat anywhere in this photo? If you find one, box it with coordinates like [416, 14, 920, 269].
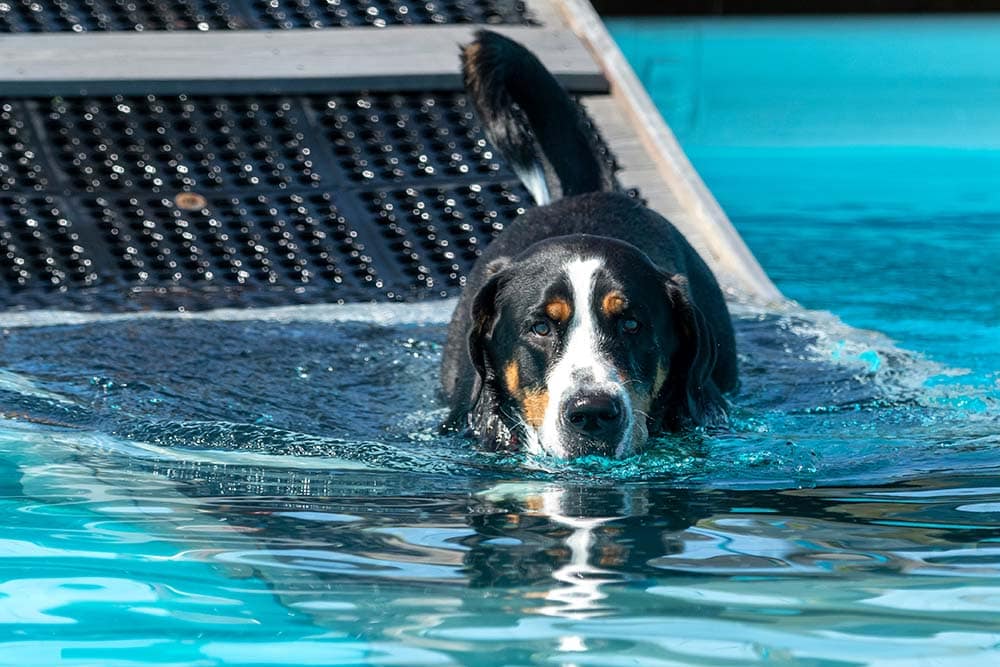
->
[0, 92, 622, 310]
[0, 0, 533, 33]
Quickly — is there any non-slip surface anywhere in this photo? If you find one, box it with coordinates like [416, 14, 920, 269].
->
[0, 92, 619, 310]
[0, 0, 533, 33]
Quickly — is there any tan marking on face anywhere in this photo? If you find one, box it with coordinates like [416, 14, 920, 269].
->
[504, 359, 548, 433]
[521, 388, 549, 428]
[649, 362, 667, 407]
[602, 291, 627, 317]
[622, 362, 668, 417]
[504, 361, 520, 396]
[626, 385, 652, 420]
[624, 362, 669, 426]
[653, 362, 668, 398]
[544, 298, 572, 324]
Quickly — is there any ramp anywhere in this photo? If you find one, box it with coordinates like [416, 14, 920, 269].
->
[0, 0, 780, 311]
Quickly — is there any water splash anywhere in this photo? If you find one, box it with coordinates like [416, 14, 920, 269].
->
[1, 300, 995, 487]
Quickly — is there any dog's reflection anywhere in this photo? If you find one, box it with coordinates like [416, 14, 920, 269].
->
[509, 485, 623, 618]
[137, 462, 719, 623]
[462, 482, 710, 619]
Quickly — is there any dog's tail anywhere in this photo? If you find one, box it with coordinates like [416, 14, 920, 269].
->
[461, 30, 614, 205]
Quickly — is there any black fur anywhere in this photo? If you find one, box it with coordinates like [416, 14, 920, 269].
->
[441, 31, 738, 453]
[465, 271, 516, 447]
[461, 30, 615, 202]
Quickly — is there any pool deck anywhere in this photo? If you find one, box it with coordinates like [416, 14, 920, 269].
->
[1, 0, 781, 307]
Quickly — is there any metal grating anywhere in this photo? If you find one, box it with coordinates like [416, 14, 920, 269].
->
[0, 92, 620, 310]
[0, 193, 99, 290]
[0, 0, 533, 33]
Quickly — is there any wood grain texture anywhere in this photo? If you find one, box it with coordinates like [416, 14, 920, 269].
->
[0, 25, 606, 97]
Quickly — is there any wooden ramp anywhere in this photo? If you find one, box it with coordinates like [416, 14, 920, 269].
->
[0, 0, 781, 310]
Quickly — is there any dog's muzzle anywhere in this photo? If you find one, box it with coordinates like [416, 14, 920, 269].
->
[560, 390, 628, 457]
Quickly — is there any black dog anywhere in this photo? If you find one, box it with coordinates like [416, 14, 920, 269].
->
[440, 31, 737, 459]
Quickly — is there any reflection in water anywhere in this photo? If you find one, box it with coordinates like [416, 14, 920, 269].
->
[3, 422, 1000, 664]
[535, 487, 620, 620]
[1, 308, 999, 664]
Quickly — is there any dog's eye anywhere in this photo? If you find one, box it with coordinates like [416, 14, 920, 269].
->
[620, 318, 642, 335]
[530, 321, 551, 337]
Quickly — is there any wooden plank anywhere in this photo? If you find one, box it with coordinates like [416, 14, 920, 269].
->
[585, 98, 692, 227]
[524, 0, 569, 28]
[556, 0, 783, 304]
[0, 25, 606, 98]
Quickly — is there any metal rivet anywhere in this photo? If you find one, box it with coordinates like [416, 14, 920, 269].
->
[174, 192, 208, 211]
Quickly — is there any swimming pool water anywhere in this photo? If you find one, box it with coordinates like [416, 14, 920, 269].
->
[612, 16, 1000, 386]
[1, 17, 999, 667]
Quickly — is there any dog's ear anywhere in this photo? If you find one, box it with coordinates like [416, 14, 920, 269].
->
[465, 264, 518, 448]
[656, 274, 727, 430]
[468, 262, 510, 382]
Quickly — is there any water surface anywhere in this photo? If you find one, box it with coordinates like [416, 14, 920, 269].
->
[1, 299, 998, 665]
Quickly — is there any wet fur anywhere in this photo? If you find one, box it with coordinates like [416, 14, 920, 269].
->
[440, 31, 737, 453]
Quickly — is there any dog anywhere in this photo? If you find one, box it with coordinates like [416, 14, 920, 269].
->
[440, 31, 737, 459]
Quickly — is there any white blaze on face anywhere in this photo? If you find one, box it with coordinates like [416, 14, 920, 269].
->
[528, 257, 634, 459]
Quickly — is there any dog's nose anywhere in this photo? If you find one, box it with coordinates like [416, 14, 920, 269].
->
[563, 392, 626, 442]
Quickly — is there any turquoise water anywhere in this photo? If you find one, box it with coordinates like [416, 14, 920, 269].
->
[2, 17, 1000, 666]
[612, 16, 1000, 387]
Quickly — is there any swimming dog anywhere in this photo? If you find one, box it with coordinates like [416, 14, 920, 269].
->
[440, 31, 737, 459]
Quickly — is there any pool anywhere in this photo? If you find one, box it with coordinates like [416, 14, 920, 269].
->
[2, 16, 999, 666]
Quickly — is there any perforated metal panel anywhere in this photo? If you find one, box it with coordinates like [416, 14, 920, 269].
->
[0, 0, 533, 33]
[0, 193, 98, 290]
[0, 92, 621, 310]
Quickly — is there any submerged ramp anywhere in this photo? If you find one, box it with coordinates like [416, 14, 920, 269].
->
[0, 0, 780, 311]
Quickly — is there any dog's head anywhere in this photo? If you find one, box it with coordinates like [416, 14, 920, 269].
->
[467, 235, 723, 459]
